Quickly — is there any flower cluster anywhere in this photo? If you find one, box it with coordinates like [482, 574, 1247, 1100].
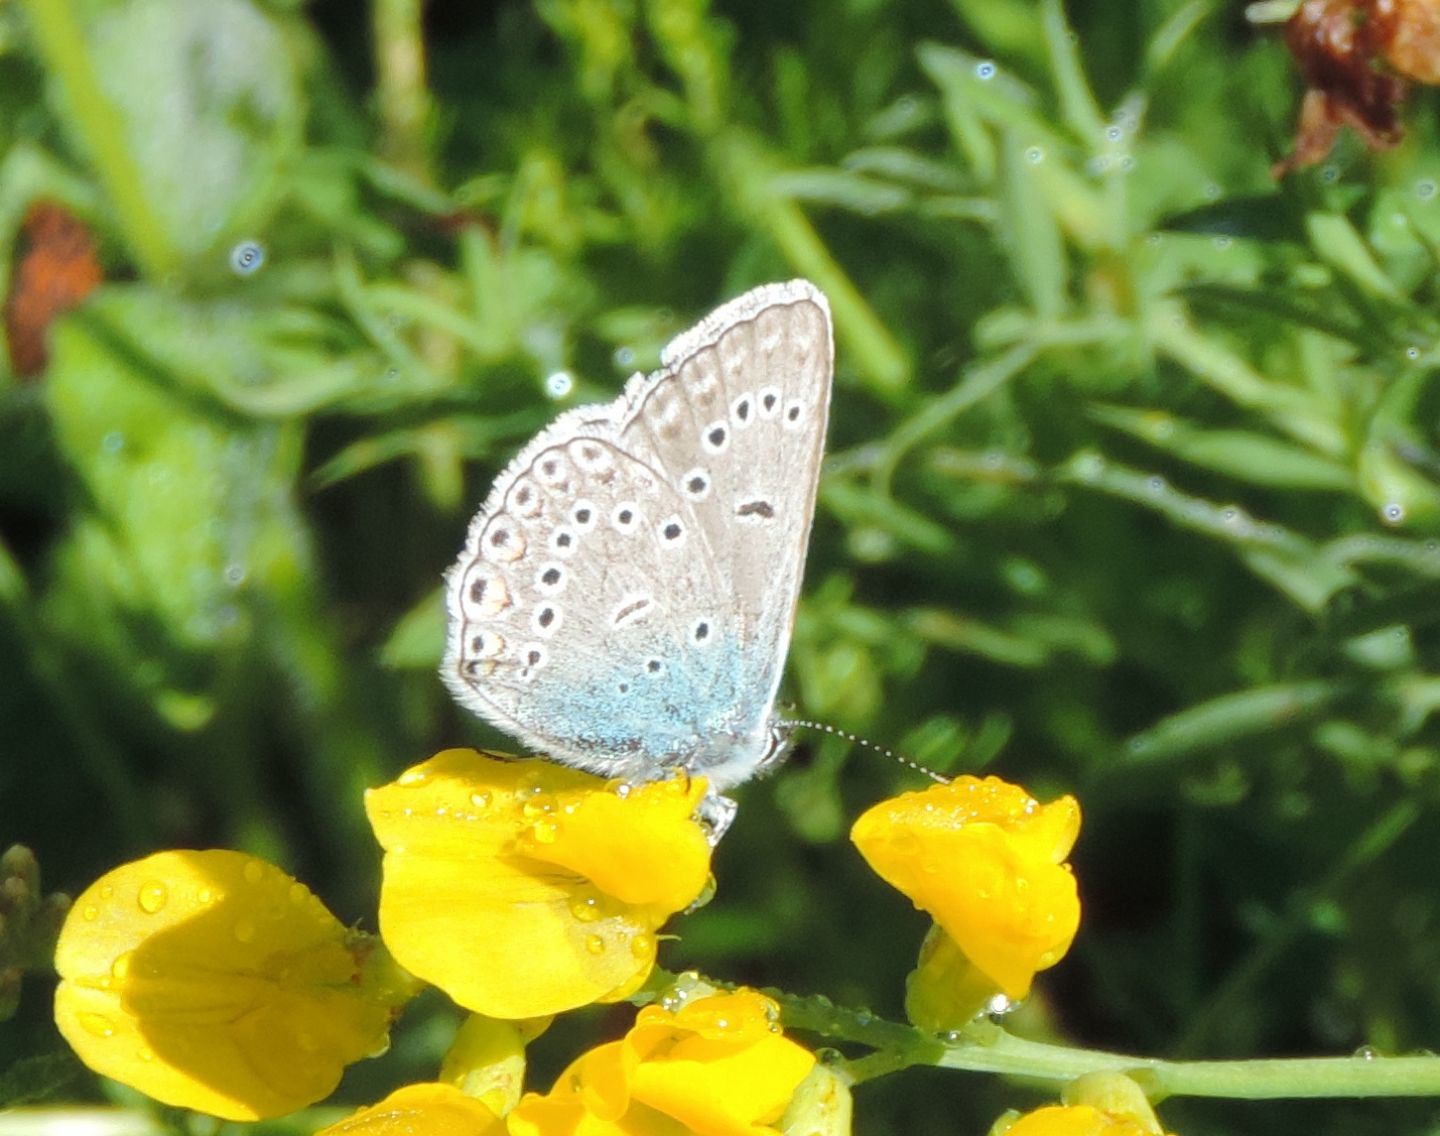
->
[48, 747, 1100, 1133]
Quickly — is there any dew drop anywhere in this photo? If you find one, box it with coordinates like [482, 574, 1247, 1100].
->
[243, 860, 265, 885]
[111, 951, 133, 980]
[1025, 146, 1044, 164]
[470, 790, 492, 809]
[1355, 1044, 1380, 1060]
[78, 1012, 115, 1038]
[229, 240, 266, 276]
[397, 768, 428, 787]
[571, 896, 601, 923]
[101, 431, 125, 454]
[613, 346, 636, 369]
[137, 1047, 155, 1063]
[233, 919, 257, 944]
[137, 881, 168, 914]
[531, 820, 559, 845]
[631, 932, 655, 959]
[585, 934, 605, 956]
[1417, 179, 1437, 201]
[82, 904, 98, 921]
[1383, 502, 1406, 525]
[975, 60, 996, 80]
[99, 884, 114, 900]
[545, 371, 574, 399]
[289, 882, 311, 905]
[1406, 346, 1420, 360]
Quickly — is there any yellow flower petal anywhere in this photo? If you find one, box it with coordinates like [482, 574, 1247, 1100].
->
[519, 776, 712, 912]
[366, 750, 713, 1019]
[1001, 1104, 1162, 1136]
[852, 777, 1081, 1000]
[509, 991, 815, 1136]
[53, 851, 398, 1120]
[316, 1083, 506, 1136]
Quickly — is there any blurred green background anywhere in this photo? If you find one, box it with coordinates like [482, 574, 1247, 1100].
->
[3, 0, 1440, 1132]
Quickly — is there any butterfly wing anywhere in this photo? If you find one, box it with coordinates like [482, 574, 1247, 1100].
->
[442, 280, 833, 790]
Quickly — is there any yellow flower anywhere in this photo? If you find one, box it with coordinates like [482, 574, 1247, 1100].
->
[508, 989, 817, 1136]
[317, 1083, 506, 1136]
[53, 850, 408, 1120]
[851, 776, 1080, 1018]
[366, 749, 714, 1019]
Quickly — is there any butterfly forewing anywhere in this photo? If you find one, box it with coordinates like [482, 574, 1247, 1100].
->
[443, 280, 833, 791]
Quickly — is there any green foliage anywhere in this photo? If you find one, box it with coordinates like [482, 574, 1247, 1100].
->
[3, 0, 1440, 1131]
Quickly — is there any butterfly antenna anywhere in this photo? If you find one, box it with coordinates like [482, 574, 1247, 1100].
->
[777, 719, 950, 784]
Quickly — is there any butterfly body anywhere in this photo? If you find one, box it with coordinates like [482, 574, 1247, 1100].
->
[442, 280, 833, 793]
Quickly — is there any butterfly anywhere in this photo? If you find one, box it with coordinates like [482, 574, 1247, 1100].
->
[442, 280, 833, 807]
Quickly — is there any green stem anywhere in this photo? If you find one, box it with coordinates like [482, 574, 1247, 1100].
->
[18, 0, 178, 278]
[372, 0, 435, 183]
[933, 1027, 1440, 1100]
[652, 972, 1440, 1099]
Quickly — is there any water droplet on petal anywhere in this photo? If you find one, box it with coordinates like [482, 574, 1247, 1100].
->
[470, 791, 492, 809]
[397, 768, 428, 787]
[630, 932, 655, 959]
[137, 881, 168, 914]
[110, 952, 133, 980]
[585, 934, 605, 955]
[78, 1012, 116, 1038]
[234, 919, 257, 944]
[243, 860, 265, 885]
